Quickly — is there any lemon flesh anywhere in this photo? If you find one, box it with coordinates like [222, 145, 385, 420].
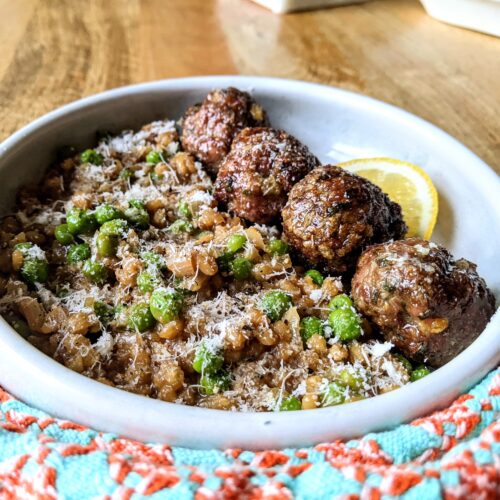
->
[338, 158, 438, 240]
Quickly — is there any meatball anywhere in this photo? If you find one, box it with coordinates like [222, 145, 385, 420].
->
[351, 238, 496, 367]
[282, 165, 407, 273]
[181, 87, 269, 173]
[214, 127, 319, 224]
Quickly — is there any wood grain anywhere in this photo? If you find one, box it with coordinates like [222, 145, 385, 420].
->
[0, 0, 498, 171]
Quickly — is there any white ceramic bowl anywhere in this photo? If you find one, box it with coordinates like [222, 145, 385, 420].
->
[0, 77, 498, 450]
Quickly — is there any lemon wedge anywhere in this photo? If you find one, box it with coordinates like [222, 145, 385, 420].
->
[338, 157, 438, 240]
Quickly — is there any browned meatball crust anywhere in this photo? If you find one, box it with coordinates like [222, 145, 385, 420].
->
[351, 238, 496, 367]
[282, 165, 407, 273]
[181, 87, 269, 173]
[214, 127, 319, 224]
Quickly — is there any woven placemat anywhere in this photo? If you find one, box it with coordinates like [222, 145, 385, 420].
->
[0, 369, 498, 499]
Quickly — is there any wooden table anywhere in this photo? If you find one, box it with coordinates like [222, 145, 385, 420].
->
[1, 0, 499, 172]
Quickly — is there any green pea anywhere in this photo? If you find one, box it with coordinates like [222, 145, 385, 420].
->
[328, 294, 354, 311]
[125, 200, 150, 230]
[100, 219, 128, 237]
[321, 381, 346, 407]
[141, 251, 166, 270]
[130, 199, 146, 209]
[82, 259, 110, 284]
[193, 342, 224, 375]
[66, 208, 98, 235]
[395, 354, 413, 374]
[230, 257, 253, 280]
[20, 259, 49, 285]
[177, 200, 192, 219]
[66, 243, 91, 264]
[226, 234, 246, 253]
[80, 149, 103, 165]
[54, 224, 74, 245]
[216, 251, 235, 271]
[279, 395, 301, 411]
[137, 271, 162, 294]
[127, 302, 156, 332]
[146, 150, 163, 164]
[120, 168, 133, 180]
[95, 204, 125, 225]
[7, 317, 31, 337]
[14, 242, 33, 252]
[94, 301, 115, 325]
[168, 219, 194, 233]
[200, 370, 231, 396]
[300, 316, 324, 343]
[410, 365, 431, 382]
[260, 290, 292, 322]
[339, 369, 363, 391]
[267, 239, 289, 256]
[149, 288, 183, 324]
[305, 269, 324, 286]
[114, 304, 125, 314]
[328, 308, 361, 342]
[96, 232, 118, 257]
[15, 243, 49, 285]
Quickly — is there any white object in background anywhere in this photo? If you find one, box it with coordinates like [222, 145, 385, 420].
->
[251, 0, 367, 13]
[420, 0, 500, 37]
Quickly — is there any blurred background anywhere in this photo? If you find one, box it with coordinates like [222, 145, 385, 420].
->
[0, 0, 498, 170]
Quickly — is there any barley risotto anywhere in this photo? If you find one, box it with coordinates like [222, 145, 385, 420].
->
[0, 87, 494, 412]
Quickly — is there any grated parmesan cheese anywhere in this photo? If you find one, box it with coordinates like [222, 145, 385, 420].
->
[369, 341, 394, 358]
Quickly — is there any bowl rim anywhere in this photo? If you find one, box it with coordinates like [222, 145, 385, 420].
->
[0, 75, 498, 450]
